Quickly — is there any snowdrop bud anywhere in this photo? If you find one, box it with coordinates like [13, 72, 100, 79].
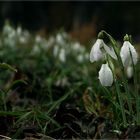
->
[126, 66, 133, 78]
[98, 63, 113, 86]
[53, 45, 59, 57]
[90, 39, 104, 62]
[35, 35, 42, 43]
[120, 41, 138, 67]
[16, 26, 22, 35]
[59, 48, 66, 62]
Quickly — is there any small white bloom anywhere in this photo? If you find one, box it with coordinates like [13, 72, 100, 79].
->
[59, 48, 66, 62]
[56, 33, 64, 45]
[72, 42, 81, 51]
[32, 45, 41, 54]
[3, 24, 15, 36]
[16, 26, 22, 35]
[19, 36, 27, 44]
[90, 39, 117, 62]
[90, 39, 104, 62]
[120, 41, 138, 67]
[77, 54, 84, 62]
[98, 63, 113, 86]
[126, 66, 133, 78]
[35, 35, 42, 43]
[53, 45, 59, 57]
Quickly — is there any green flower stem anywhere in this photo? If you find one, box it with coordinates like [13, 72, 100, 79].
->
[114, 77, 127, 126]
[106, 55, 127, 126]
[102, 30, 133, 115]
[129, 49, 140, 124]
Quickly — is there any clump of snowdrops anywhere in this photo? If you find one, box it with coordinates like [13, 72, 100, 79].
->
[90, 30, 139, 127]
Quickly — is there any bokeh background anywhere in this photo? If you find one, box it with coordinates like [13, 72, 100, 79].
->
[1, 1, 140, 44]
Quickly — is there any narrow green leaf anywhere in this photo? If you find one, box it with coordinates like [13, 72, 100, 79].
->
[0, 63, 17, 72]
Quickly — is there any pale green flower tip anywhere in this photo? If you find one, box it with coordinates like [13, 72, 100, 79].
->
[97, 31, 104, 39]
[123, 34, 130, 42]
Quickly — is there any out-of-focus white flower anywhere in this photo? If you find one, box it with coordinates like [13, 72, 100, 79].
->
[85, 53, 89, 60]
[47, 36, 55, 48]
[19, 36, 27, 44]
[72, 42, 81, 51]
[53, 45, 59, 57]
[34, 35, 48, 51]
[3, 24, 15, 36]
[120, 41, 138, 67]
[90, 39, 116, 62]
[98, 63, 113, 86]
[126, 66, 133, 78]
[59, 48, 66, 62]
[77, 54, 84, 62]
[16, 26, 22, 36]
[56, 33, 64, 45]
[35, 35, 42, 43]
[32, 45, 41, 55]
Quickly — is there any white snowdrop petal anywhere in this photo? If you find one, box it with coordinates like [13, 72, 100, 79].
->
[98, 64, 113, 86]
[90, 39, 104, 62]
[59, 48, 66, 62]
[120, 41, 138, 67]
[103, 43, 117, 60]
[126, 66, 133, 78]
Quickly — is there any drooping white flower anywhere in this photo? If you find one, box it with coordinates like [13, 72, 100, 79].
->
[77, 54, 84, 62]
[126, 66, 133, 78]
[90, 39, 104, 62]
[90, 39, 117, 62]
[98, 63, 113, 86]
[16, 26, 22, 36]
[53, 45, 59, 57]
[120, 41, 138, 67]
[59, 48, 66, 62]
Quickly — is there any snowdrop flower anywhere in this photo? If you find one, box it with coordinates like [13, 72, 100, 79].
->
[16, 26, 22, 36]
[98, 63, 113, 86]
[90, 39, 104, 62]
[35, 35, 42, 43]
[47, 36, 55, 48]
[32, 44, 41, 55]
[72, 42, 81, 51]
[3, 23, 15, 36]
[103, 44, 117, 60]
[126, 66, 133, 78]
[77, 54, 84, 62]
[59, 48, 66, 62]
[19, 36, 27, 44]
[53, 45, 59, 57]
[56, 33, 65, 46]
[90, 39, 117, 62]
[120, 41, 138, 67]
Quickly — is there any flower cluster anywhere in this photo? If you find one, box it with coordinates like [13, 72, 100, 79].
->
[90, 31, 138, 86]
[51, 32, 89, 63]
[1, 22, 30, 48]
[0, 22, 89, 64]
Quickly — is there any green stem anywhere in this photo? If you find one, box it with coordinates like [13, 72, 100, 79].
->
[129, 49, 140, 124]
[115, 78, 127, 126]
[106, 54, 127, 126]
[102, 30, 133, 115]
